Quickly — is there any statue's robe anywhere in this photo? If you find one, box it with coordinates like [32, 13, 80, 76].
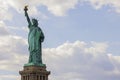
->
[28, 24, 44, 64]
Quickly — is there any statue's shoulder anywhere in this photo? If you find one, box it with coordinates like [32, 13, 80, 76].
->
[36, 26, 42, 31]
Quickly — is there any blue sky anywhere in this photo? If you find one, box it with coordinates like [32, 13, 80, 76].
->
[0, 0, 120, 80]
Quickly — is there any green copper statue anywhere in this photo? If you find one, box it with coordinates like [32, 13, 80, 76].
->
[24, 6, 45, 66]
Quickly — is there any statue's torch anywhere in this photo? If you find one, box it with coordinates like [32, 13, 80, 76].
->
[24, 5, 28, 11]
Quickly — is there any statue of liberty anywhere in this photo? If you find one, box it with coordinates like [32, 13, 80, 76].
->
[24, 6, 45, 66]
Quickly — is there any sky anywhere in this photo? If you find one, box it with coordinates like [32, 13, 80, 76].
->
[0, 0, 120, 80]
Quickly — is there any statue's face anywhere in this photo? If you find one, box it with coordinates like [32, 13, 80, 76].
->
[32, 19, 38, 26]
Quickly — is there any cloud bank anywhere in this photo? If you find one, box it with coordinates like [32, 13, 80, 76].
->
[43, 41, 120, 80]
[0, 35, 120, 80]
[82, 0, 120, 13]
[1, 0, 120, 18]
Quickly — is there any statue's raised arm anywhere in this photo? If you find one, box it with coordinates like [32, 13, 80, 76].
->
[24, 6, 31, 26]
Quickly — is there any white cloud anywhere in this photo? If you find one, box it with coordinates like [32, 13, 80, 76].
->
[84, 42, 108, 55]
[0, 21, 28, 73]
[1, 0, 120, 20]
[0, 35, 27, 68]
[40, 0, 79, 16]
[0, 35, 28, 80]
[43, 41, 120, 80]
[82, 0, 120, 13]
[0, 40, 120, 80]
[0, 21, 10, 36]
[0, 0, 12, 20]
[0, 75, 19, 80]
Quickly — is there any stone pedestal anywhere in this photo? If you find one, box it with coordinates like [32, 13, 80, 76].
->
[19, 66, 50, 80]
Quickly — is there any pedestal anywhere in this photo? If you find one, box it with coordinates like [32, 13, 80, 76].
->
[19, 66, 50, 80]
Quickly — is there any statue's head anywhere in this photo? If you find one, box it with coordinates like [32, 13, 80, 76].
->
[32, 18, 38, 26]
